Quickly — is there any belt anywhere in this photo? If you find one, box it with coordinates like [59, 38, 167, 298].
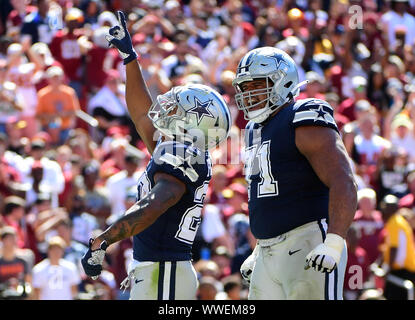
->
[257, 219, 326, 248]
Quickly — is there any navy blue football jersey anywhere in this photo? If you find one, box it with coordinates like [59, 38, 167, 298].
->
[133, 140, 212, 261]
[244, 98, 339, 239]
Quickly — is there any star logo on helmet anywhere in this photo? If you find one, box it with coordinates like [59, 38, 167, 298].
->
[188, 97, 214, 125]
[313, 105, 328, 123]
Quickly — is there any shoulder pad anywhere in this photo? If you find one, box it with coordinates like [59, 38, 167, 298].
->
[292, 99, 338, 131]
[153, 141, 204, 183]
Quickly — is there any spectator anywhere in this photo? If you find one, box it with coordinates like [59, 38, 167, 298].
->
[338, 76, 369, 122]
[380, 0, 415, 51]
[87, 69, 129, 131]
[4, 117, 26, 155]
[200, 204, 230, 258]
[36, 66, 80, 145]
[49, 7, 85, 97]
[32, 235, 81, 300]
[297, 71, 325, 100]
[210, 246, 232, 280]
[67, 194, 99, 246]
[0, 226, 32, 299]
[206, 165, 228, 210]
[197, 276, 221, 300]
[2, 196, 26, 249]
[135, 43, 171, 100]
[227, 213, 255, 275]
[389, 115, 415, 162]
[20, 0, 56, 45]
[84, 26, 111, 92]
[0, 132, 22, 197]
[105, 154, 142, 224]
[222, 182, 248, 220]
[52, 217, 88, 275]
[375, 147, 409, 200]
[20, 139, 65, 208]
[221, 275, 243, 300]
[367, 63, 389, 114]
[380, 195, 415, 300]
[325, 92, 349, 132]
[399, 171, 415, 210]
[353, 112, 391, 185]
[160, 30, 203, 86]
[201, 26, 232, 84]
[6, 43, 39, 138]
[0, 58, 23, 133]
[30, 41, 61, 83]
[343, 225, 371, 300]
[353, 188, 384, 265]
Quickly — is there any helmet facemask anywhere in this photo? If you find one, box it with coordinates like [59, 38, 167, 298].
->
[148, 84, 231, 150]
[234, 70, 288, 123]
[148, 90, 193, 145]
[233, 47, 307, 124]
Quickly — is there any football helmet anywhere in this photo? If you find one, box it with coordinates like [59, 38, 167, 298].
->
[148, 84, 231, 150]
[232, 46, 308, 123]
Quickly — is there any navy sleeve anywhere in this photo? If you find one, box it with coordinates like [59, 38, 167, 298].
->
[151, 141, 207, 185]
[291, 98, 339, 133]
[20, 22, 37, 40]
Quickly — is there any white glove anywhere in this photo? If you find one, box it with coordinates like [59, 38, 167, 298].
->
[305, 233, 344, 273]
[240, 245, 259, 283]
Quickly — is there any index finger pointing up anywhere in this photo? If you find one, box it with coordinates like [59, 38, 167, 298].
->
[117, 11, 127, 30]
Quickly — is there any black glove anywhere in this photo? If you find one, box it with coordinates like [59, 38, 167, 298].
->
[105, 11, 138, 65]
[81, 238, 109, 279]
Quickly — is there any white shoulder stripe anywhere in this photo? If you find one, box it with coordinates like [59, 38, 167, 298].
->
[159, 153, 199, 182]
[293, 110, 337, 126]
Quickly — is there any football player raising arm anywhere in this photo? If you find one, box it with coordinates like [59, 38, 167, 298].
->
[82, 14, 231, 299]
[105, 11, 156, 153]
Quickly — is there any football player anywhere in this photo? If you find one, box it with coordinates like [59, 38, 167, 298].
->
[233, 47, 357, 300]
[81, 11, 231, 300]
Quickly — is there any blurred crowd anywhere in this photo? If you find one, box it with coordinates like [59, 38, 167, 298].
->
[1, 0, 415, 300]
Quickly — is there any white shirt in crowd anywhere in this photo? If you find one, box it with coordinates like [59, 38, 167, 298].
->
[88, 85, 127, 117]
[106, 169, 143, 220]
[381, 10, 415, 50]
[354, 133, 392, 164]
[71, 213, 99, 245]
[390, 132, 415, 161]
[201, 204, 226, 243]
[32, 258, 81, 300]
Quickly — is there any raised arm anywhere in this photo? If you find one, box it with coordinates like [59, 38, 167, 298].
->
[106, 11, 158, 154]
[125, 60, 157, 154]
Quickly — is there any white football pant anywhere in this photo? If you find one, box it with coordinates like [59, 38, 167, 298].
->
[126, 260, 198, 300]
[249, 219, 347, 300]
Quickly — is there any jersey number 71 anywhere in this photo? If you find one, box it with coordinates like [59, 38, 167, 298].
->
[245, 140, 279, 198]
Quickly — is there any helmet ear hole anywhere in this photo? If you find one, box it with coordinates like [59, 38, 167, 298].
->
[284, 81, 293, 88]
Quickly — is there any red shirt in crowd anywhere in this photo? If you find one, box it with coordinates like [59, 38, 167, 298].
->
[85, 44, 110, 90]
[344, 246, 371, 293]
[337, 97, 356, 122]
[353, 210, 384, 265]
[0, 158, 21, 197]
[49, 30, 84, 82]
